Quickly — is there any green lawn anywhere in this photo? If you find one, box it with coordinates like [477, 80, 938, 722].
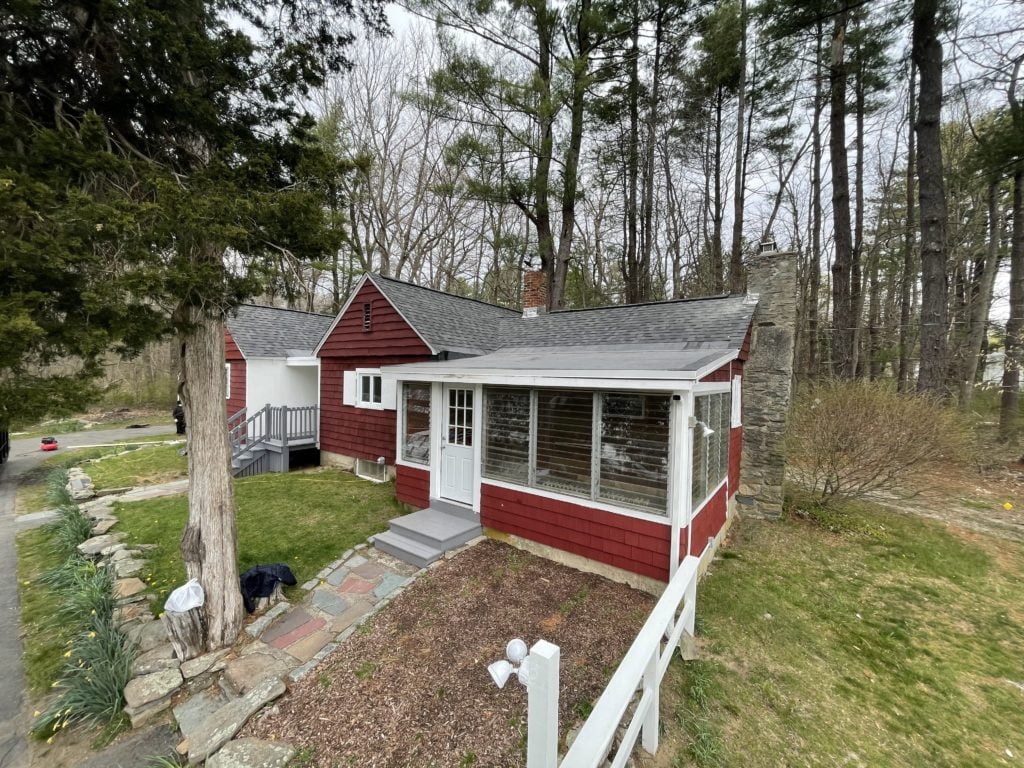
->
[15, 437, 183, 514]
[86, 442, 186, 490]
[659, 499, 1024, 768]
[17, 528, 69, 695]
[112, 469, 403, 611]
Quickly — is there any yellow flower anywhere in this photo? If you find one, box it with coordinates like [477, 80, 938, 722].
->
[63, 651, 72, 658]
[46, 736, 53, 744]
[22, 581, 30, 586]
[87, 632, 96, 638]
[1003, 501, 1014, 511]
[33, 710, 40, 718]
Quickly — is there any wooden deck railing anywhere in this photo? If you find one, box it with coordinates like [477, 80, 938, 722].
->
[228, 404, 318, 475]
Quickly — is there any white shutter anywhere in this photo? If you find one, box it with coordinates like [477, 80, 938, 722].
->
[342, 370, 357, 406]
[731, 376, 742, 427]
[380, 375, 397, 410]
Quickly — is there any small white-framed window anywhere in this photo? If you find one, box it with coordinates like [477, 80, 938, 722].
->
[224, 363, 231, 400]
[358, 371, 383, 408]
[731, 375, 742, 427]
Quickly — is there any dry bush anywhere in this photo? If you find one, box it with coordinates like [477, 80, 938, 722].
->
[786, 379, 972, 502]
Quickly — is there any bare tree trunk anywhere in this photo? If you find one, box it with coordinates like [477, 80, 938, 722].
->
[913, 0, 950, 395]
[960, 183, 1002, 406]
[1001, 171, 1024, 442]
[829, 13, 855, 377]
[712, 87, 725, 293]
[729, 0, 747, 293]
[808, 21, 824, 377]
[639, 4, 664, 304]
[178, 288, 244, 650]
[898, 61, 917, 392]
[851, 48, 865, 376]
[624, 5, 641, 304]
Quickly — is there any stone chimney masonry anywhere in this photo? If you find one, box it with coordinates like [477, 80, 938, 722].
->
[522, 269, 549, 318]
[738, 249, 798, 519]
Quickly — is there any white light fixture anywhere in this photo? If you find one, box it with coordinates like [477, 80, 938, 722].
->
[489, 638, 531, 689]
[696, 420, 715, 436]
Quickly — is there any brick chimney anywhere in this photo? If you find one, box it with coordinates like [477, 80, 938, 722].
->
[738, 246, 797, 519]
[522, 270, 549, 318]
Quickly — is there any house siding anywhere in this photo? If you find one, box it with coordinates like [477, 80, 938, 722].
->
[225, 330, 246, 417]
[480, 483, 671, 582]
[687, 483, 728, 557]
[396, 464, 430, 509]
[318, 281, 433, 462]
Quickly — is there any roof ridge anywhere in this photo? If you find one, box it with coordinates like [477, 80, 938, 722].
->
[545, 293, 740, 315]
[370, 273, 520, 315]
[237, 303, 334, 319]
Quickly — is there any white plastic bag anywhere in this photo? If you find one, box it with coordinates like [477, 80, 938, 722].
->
[164, 578, 205, 613]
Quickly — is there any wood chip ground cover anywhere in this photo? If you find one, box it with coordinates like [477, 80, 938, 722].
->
[244, 540, 654, 767]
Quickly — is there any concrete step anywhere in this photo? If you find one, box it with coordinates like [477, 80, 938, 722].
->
[373, 530, 445, 569]
[428, 498, 478, 522]
[388, 508, 481, 550]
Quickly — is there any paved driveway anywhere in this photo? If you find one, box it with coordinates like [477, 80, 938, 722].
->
[0, 424, 173, 768]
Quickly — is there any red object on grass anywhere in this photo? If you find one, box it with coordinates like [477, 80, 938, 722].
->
[40, 436, 59, 452]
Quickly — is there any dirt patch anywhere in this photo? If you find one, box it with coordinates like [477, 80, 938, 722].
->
[243, 540, 655, 767]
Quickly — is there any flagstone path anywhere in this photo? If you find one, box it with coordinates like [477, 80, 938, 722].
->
[240, 544, 420, 683]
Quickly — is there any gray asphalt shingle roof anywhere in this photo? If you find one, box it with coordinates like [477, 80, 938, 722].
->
[368, 274, 754, 355]
[370, 274, 520, 355]
[227, 304, 334, 358]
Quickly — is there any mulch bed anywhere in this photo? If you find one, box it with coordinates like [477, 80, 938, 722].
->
[243, 539, 655, 767]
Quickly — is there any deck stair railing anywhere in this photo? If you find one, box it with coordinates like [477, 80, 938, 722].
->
[524, 552, 702, 768]
[228, 404, 318, 477]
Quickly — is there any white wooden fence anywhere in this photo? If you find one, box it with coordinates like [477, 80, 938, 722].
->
[525, 553, 702, 768]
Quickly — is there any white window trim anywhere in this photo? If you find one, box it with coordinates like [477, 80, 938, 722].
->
[398, 381, 431, 467]
[482, 477, 673, 527]
[691, 390, 731, 514]
[355, 369, 385, 410]
[731, 375, 742, 427]
[224, 363, 231, 400]
[481, 388, 673, 518]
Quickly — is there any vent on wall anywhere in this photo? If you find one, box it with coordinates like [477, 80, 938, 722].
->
[362, 302, 372, 331]
[355, 457, 386, 483]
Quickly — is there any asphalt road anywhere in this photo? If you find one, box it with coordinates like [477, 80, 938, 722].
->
[0, 424, 174, 768]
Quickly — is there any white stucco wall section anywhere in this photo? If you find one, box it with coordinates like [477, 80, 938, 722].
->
[245, 358, 319, 414]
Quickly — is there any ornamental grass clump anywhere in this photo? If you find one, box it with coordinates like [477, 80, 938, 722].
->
[45, 504, 95, 559]
[45, 468, 74, 508]
[32, 539, 134, 738]
[785, 379, 971, 503]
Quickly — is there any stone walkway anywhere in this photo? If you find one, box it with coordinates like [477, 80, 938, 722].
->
[239, 545, 419, 684]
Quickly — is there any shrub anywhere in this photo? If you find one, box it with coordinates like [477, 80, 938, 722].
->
[785, 379, 971, 502]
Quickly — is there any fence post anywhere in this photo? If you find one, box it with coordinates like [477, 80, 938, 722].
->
[641, 649, 659, 753]
[527, 640, 560, 768]
[680, 577, 698, 661]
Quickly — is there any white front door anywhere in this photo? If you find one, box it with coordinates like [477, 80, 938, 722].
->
[440, 385, 475, 505]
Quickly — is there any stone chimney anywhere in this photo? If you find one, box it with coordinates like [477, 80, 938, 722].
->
[738, 246, 798, 519]
[522, 270, 549, 318]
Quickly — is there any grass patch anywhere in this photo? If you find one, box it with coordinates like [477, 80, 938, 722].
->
[86, 442, 186, 490]
[662, 498, 1024, 767]
[112, 469, 402, 610]
[16, 437, 182, 514]
[17, 528, 70, 695]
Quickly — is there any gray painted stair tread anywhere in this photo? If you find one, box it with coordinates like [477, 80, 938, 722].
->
[388, 508, 480, 545]
[428, 498, 478, 521]
[373, 530, 444, 569]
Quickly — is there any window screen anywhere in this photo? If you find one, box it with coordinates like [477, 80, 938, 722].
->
[599, 393, 670, 512]
[535, 390, 593, 498]
[483, 388, 530, 483]
[692, 391, 731, 511]
[403, 383, 431, 465]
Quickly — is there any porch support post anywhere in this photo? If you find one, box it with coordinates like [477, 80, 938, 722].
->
[668, 391, 691, 579]
[527, 640, 560, 768]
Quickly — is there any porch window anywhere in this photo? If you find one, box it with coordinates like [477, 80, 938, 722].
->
[359, 372, 382, 407]
[692, 391, 731, 511]
[599, 393, 670, 511]
[482, 386, 672, 515]
[535, 390, 593, 497]
[483, 388, 530, 482]
[402, 382, 431, 465]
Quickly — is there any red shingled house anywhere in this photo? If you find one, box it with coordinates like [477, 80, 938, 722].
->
[305, 259, 791, 591]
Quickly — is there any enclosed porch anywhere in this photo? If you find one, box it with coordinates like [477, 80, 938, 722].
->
[378, 344, 743, 583]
